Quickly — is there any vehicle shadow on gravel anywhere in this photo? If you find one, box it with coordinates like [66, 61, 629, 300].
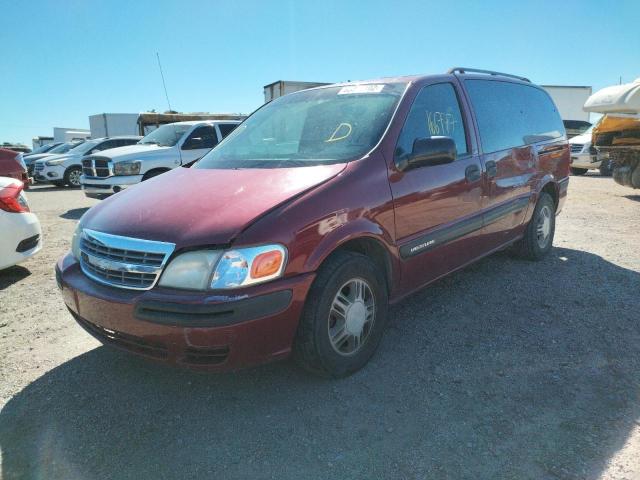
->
[0, 265, 31, 291]
[1, 247, 639, 479]
[60, 207, 90, 220]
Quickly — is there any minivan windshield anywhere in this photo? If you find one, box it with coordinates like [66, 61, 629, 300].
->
[139, 124, 191, 147]
[195, 82, 406, 169]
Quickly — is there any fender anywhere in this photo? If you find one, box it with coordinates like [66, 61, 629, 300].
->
[303, 215, 400, 288]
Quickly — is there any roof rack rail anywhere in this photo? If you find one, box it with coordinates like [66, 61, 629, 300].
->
[447, 67, 530, 83]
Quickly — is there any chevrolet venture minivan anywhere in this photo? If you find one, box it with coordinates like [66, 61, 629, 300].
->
[56, 68, 570, 377]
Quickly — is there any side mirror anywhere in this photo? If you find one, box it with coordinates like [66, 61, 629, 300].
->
[400, 136, 456, 171]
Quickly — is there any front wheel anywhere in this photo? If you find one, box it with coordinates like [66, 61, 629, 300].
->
[512, 192, 555, 261]
[294, 251, 388, 377]
[599, 159, 613, 176]
[64, 166, 82, 187]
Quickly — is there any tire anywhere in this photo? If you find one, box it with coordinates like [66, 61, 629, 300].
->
[599, 159, 613, 176]
[512, 192, 555, 261]
[293, 251, 388, 378]
[142, 169, 167, 181]
[570, 167, 588, 176]
[64, 166, 82, 187]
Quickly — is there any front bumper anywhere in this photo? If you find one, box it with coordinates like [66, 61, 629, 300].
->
[35, 164, 65, 183]
[570, 152, 601, 169]
[56, 253, 315, 370]
[81, 174, 143, 198]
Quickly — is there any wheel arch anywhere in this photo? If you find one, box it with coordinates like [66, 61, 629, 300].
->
[142, 167, 171, 180]
[304, 219, 398, 294]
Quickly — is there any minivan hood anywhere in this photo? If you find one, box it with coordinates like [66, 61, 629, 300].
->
[97, 143, 169, 160]
[82, 163, 346, 248]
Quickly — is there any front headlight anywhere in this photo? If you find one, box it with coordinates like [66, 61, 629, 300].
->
[114, 161, 141, 176]
[158, 244, 287, 290]
[46, 158, 65, 166]
[71, 223, 83, 260]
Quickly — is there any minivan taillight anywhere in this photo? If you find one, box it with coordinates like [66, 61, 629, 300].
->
[0, 183, 30, 213]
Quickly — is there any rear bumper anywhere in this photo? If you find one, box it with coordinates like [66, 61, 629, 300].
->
[56, 253, 315, 370]
[0, 212, 42, 270]
[81, 175, 143, 198]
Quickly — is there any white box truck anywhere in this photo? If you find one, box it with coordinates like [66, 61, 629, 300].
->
[89, 113, 140, 138]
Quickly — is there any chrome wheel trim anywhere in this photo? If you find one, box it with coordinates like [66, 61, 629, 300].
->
[328, 278, 375, 356]
[68, 169, 82, 186]
[536, 205, 552, 248]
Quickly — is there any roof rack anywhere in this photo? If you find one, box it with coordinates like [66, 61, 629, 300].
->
[447, 67, 530, 83]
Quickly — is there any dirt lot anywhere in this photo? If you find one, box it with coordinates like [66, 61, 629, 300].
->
[1, 176, 639, 479]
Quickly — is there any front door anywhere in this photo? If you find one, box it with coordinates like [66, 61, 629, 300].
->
[388, 81, 485, 293]
[180, 125, 219, 164]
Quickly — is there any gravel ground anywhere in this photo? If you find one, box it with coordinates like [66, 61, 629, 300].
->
[1, 176, 639, 479]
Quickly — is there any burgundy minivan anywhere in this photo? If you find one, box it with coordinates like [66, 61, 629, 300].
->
[56, 68, 570, 377]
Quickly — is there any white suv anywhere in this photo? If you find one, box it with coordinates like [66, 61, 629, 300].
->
[34, 136, 141, 187]
[80, 120, 240, 198]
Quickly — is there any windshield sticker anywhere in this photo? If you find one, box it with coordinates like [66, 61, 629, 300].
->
[338, 84, 384, 95]
[325, 123, 353, 143]
[426, 110, 458, 136]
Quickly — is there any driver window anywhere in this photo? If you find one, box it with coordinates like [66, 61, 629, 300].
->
[183, 126, 218, 150]
[394, 83, 468, 167]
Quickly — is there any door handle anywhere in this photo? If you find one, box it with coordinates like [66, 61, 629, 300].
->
[465, 164, 481, 182]
[486, 160, 497, 178]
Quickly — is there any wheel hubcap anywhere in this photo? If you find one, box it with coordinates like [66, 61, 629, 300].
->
[536, 205, 552, 248]
[69, 170, 81, 186]
[328, 278, 375, 356]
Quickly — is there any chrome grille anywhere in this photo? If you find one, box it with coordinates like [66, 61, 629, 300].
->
[82, 157, 112, 178]
[79, 229, 175, 290]
[570, 144, 583, 153]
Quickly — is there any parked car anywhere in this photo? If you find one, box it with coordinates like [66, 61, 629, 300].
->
[24, 141, 84, 176]
[34, 136, 141, 187]
[57, 68, 569, 377]
[80, 120, 240, 198]
[0, 148, 29, 186]
[1, 144, 31, 154]
[0, 177, 42, 270]
[24, 142, 63, 156]
[568, 124, 612, 176]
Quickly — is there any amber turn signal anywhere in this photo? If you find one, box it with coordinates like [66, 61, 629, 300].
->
[250, 250, 284, 279]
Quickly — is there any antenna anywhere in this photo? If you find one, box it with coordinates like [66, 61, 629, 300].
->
[156, 52, 172, 112]
[155, 53, 184, 166]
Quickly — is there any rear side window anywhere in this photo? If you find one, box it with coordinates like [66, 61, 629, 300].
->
[465, 80, 565, 153]
[394, 82, 469, 165]
[218, 123, 238, 138]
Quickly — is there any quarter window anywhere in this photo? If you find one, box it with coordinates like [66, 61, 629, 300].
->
[465, 80, 565, 153]
[395, 83, 469, 166]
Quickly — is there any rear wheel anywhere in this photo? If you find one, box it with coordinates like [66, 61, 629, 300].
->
[294, 251, 388, 377]
[64, 166, 82, 187]
[599, 159, 613, 176]
[512, 192, 555, 261]
[570, 167, 588, 176]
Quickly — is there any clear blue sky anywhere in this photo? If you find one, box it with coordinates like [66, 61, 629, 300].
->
[2, 0, 639, 145]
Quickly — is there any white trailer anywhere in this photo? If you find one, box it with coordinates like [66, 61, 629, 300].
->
[89, 113, 140, 138]
[53, 127, 90, 143]
[264, 80, 331, 103]
[541, 85, 592, 122]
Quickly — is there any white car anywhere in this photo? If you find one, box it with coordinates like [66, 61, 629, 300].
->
[34, 136, 141, 187]
[80, 120, 240, 198]
[569, 125, 612, 176]
[0, 177, 42, 270]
